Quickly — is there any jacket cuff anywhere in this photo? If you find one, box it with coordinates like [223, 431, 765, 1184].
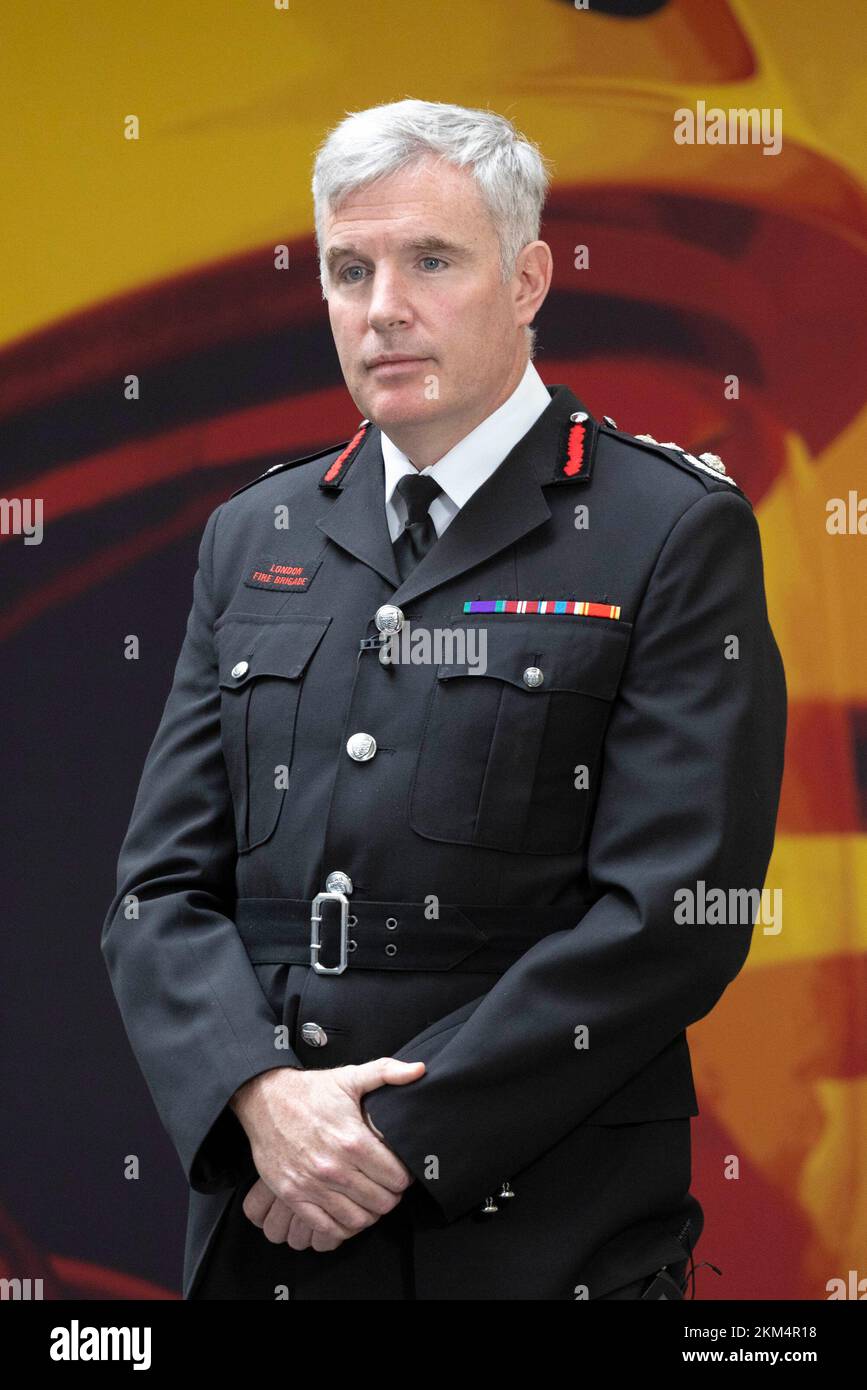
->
[363, 1070, 493, 1224]
[185, 1055, 304, 1194]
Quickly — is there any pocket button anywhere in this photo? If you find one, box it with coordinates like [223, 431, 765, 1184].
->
[301, 1022, 328, 1047]
[347, 732, 377, 761]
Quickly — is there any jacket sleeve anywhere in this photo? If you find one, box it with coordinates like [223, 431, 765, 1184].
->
[101, 502, 304, 1194]
[364, 489, 787, 1222]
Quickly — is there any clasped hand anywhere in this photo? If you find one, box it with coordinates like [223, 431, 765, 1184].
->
[232, 1057, 426, 1252]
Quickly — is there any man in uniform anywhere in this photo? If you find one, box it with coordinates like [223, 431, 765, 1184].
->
[101, 99, 787, 1300]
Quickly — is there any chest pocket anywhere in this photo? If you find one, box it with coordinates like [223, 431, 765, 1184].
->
[216, 615, 331, 853]
[408, 616, 632, 855]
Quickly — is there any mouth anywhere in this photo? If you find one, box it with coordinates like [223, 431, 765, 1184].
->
[368, 357, 429, 374]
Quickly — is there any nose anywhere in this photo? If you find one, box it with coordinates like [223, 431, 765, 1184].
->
[366, 264, 414, 332]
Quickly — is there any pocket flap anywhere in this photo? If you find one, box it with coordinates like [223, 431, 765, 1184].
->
[437, 616, 632, 700]
[217, 616, 331, 688]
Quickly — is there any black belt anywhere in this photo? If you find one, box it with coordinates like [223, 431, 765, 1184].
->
[234, 895, 590, 974]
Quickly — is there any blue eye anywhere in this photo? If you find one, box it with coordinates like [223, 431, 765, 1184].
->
[337, 257, 448, 283]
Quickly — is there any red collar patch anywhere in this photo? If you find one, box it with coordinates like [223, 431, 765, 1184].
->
[550, 411, 598, 484]
[319, 419, 370, 489]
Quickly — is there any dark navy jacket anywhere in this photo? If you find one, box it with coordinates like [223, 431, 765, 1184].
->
[101, 383, 787, 1298]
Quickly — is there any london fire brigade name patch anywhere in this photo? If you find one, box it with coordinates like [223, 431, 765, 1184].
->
[243, 557, 323, 592]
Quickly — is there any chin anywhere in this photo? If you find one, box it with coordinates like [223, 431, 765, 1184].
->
[367, 388, 439, 428]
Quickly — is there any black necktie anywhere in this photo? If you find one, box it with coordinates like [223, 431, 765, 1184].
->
[392, 472, 443, 581]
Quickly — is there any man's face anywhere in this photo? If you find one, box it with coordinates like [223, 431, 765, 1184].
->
[322, 155, 530, 434]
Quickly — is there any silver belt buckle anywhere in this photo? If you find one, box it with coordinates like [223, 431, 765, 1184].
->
[310, 890, 349, 974]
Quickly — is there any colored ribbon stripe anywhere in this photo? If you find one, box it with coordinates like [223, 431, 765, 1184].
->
[462, 599, 621, 619]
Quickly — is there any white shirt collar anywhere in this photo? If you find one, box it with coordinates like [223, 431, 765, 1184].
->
[380, 360, 552, 538]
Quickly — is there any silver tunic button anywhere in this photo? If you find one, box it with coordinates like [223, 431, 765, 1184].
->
[230, 661, 249, 679]
[522, 666, 544, 688]
[301, 1022, 328, 1048]
[602, 414, 618, 428]
[325, 871, 353, 895]
[347, 732, 377, 761]
[374, 604, 404, 634]
[570, 411, 588, 423]
[480, 1195, 499, 1215]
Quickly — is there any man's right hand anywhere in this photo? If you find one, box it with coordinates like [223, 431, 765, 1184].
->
[228, 1058, 425, 1244]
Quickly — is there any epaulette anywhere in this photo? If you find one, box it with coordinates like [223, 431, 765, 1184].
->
[597, 416, 747, 499]
[227, 420, 369, 500]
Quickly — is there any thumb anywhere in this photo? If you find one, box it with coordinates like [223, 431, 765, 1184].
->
[350, 1057, 426, 1097]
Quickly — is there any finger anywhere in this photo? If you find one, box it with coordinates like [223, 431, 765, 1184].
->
[349, 1058, 426, 1098]
[291, 1189, 372, 1245]
[262, 1197, 294, 1245]
[352, 1137, 417, 1198]
[286, 1213, 314, 1250]
[286, 1212, 344, 1253]
[297, 1183, 379, 1238]
[323, 1164, 405, 1217]
[242, 1177, 279, 1227]
[310, 1226, 345, 1252]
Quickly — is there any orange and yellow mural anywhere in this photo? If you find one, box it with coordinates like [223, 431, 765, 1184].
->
[1, 0, 864, 1300]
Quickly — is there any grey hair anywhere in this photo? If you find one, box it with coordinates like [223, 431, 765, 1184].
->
[311, 98, 553, 358]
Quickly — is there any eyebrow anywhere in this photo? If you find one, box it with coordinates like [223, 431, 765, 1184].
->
[324, 235, 468, 270]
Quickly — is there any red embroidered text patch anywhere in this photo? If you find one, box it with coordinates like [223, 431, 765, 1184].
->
[242, 557, 323, 592]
